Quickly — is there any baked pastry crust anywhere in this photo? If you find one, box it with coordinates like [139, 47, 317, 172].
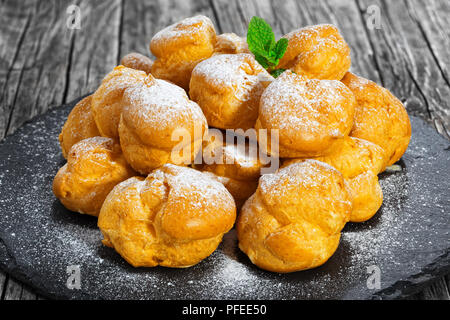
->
[190, 53, 272, 130]
[98, 164, 236, 268]
[119, 74, 207, 174]
[278, 24, 351, 80]
[59, 95, 100, 159]
[214, 33, 250, 55]
[194, 131, 264, 209]
[284, 137, 385, 222]
[237, 160, 351, 273]
[91, 66, 147, 139]
[342, 72, 411, 168]
[256, 70, 356, 158]
[150, 15, 216, 91]
[120, 52, 153, 74]
[52, 137, 136, 216]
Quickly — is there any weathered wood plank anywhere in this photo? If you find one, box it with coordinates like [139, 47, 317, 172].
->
[409, 0, 450, 89]
[0, 0, 124, 137]
[64, 0, 122, 101]
[2, 276, 37, 300]
[0, 0, 73, 138]
[19, 284, 37, 300]
[3, 277, 22, 300]
[415, 278, 450, 300]
[357, 0, 450, 135]
[406, 0, 450, 138]
[0, 270, 6, 299]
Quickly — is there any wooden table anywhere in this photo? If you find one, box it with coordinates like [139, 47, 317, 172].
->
[0, 0, 449, 300]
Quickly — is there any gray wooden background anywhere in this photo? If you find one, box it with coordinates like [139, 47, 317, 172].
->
[0, 0, 449, 300]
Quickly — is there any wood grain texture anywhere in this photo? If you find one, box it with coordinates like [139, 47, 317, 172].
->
[414, 278, 450, 300]
[3, 277, 36, 300]
[64, 0, 122, 101]
[365, 0, 449, 136]
[0, 0, 449, 300]
[0, 0, 72, 139]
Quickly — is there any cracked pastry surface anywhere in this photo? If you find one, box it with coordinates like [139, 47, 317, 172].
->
[190, 53, 273, 130]
[53, 137, 136, 217]
[283, 137, 385, 222]
[342, 72, 411, 169]
[58, 95, 100, 159]
[98, 164, 236, 268]
[193, 130, 264, 209]
[150, 15, 217, 91]
[237, 160, 351, 273]
[256, 70, 356, 158]
[120, 52, 153, 74]
[278, 24, 351, 80]
[214, 33, 250, 55]
[91, 66, 147, 139]
[119, 73, 207, 174]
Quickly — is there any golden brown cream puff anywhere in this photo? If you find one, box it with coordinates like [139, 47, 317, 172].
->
[118, 74, 208, 174]
[98, 164, 236, 268]
[341, 72, 411, 169]
[344, 171, 383, 223]
[237, 160, 351, 273]
[150, 15, 216, 91]
[214, 33, 249, 55]
[53, 137, 136, 216]
[120, 52, 153, 74]
[194, 130, 264, 209]
[59, 95, 100, 159]
[190, 53, 273, 130]
[256, 70, 356, 158]
[278, 24, 351, 80]
[91, 66, 147, 140]
[284, 137, 385, 222]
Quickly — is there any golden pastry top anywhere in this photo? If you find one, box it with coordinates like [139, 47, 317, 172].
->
[278, 24, 351, 80]
[121, 74, 207, 149]
[214, 33, 250, 54]
[257, 70, 356, 156]
[150, 15, 216, 57]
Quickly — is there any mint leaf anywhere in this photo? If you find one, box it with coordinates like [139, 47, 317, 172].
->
[254, 53, 270, 69]
[247, 16, 275, 58]
[246, 16, 289, 72]
[274, 38, 288, 60]
[270, 69, 287, 78]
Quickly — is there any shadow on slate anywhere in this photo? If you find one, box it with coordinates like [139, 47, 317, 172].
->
[0, 97, 449, 300]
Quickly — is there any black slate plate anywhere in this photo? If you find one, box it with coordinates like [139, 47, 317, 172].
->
[0, 98, 449, 300]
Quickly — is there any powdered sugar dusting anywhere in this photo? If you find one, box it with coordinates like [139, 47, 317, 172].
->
[260, 73, 351, 137]
[260, 159, 342, 195]
[0, 92, 448, 300]
[161, 164, 231, 210]
[123, 78, 206, 130]
[192, 54, 271, 102]
[152, 15, 213, 43]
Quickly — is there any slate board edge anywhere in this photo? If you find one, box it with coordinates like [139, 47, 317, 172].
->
[1, 223, 449, 300]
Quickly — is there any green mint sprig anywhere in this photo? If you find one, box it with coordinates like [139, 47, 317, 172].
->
[246, 16, 288, 78]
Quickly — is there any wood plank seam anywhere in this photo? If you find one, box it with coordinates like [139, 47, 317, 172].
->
[3, 11, 33, 137]
[354, 0, 385, 86]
